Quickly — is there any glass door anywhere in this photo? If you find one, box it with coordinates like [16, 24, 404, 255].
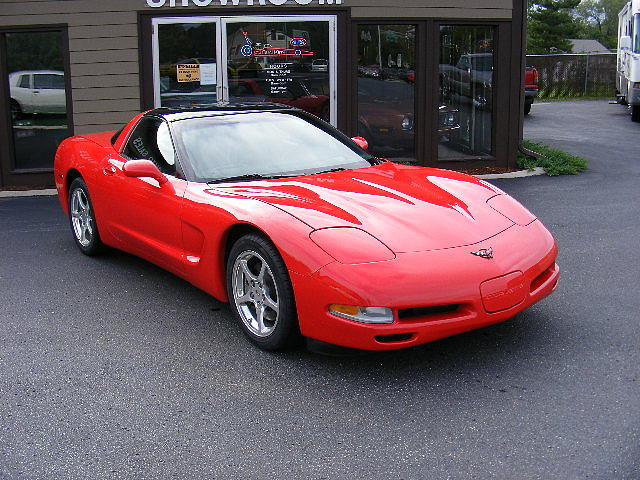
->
[221, 16, 337, 125]
[152, 15, 337, 126]
[152, 17, 223, 109]
[0, 28, 72, 187]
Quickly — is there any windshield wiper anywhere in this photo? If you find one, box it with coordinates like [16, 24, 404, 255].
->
[313, 167, 347, 174]
[207, 173, 297, 184]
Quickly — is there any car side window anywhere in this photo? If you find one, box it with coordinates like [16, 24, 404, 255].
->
[123, 117, 177, 176]
[34, 74, 64, 90]
[18, 75, 30, 88]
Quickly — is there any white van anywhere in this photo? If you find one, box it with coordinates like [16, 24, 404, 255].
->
[617, 0, 640, 122]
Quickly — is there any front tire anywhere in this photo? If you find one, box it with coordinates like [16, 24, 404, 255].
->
[632, 105, 640, 123]
[68, 178, 104, 256]
[226, 234, 299, 351]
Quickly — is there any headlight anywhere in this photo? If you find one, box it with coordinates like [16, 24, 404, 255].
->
[329, 305, 394, 324]
[309, 227, 395, 264]
[401, 114, 414, 131]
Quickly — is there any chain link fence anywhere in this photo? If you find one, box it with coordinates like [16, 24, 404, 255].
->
[526, 53, 617, 99]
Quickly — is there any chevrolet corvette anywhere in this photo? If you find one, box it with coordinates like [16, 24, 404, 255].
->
[54, 104, 559, 351]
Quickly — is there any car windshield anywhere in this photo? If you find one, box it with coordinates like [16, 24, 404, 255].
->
[170, 111, 376, 182]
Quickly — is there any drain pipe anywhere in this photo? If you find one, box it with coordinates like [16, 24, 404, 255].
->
[518, 142, 542, 158]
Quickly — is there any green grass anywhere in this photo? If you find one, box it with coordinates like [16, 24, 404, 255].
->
[517, 140, 589, 176]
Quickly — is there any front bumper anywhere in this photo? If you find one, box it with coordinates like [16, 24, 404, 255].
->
[291, 220, 558, 351]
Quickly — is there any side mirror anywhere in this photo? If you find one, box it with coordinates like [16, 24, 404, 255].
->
[620, 36, 632, 50]
[123, 159, 167, 185]
[351, 136, 369, 150]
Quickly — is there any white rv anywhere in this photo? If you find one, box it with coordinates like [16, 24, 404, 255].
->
[617, 0, 640, 122]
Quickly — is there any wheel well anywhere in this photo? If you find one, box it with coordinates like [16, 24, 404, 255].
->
[66, 168, 82, 193]
[223, 223, 273, 270]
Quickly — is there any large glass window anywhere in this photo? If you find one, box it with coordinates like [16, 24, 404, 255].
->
[439, 25, 494, 160]
[157, 22, 218, 108]
[225, 20, 332, 122]
[357, 25, 416, 162]
[4, 31, 70, 170]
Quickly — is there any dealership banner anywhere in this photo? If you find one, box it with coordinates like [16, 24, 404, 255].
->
[147, 0, 343, 6]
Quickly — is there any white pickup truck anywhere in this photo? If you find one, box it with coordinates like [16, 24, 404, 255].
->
[617, 0, 640, 122]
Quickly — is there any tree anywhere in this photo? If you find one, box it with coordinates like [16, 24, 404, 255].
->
[528, 0, 582, 54]
[574, 0, 627, 49]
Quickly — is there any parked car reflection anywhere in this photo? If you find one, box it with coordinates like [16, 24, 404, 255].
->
[8, 70, 66, 120]
[357, 77, 459, 157]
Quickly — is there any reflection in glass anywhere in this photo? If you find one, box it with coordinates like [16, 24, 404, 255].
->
[439, 25, 494, 159]
[6, 31, 69, 170]
[158, 23, 218, 108]
[357, 25, 415, 161]
[226, 21, 331, 121]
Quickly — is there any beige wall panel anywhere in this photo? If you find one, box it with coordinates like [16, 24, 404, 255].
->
[69, 37, 137, 52]
[74, 111, 140, 126]
[0, 12, 135, 27]
[74, 98, 141, 114]
[72, 61, 139, 77]
[75, 123, 126, 135]
[72, 86, 140, 101]
[71, 74, 139, 89]
[350, 7, 513, 19]
[71, 49, 139, 64]
[0, 0, 147, 16]
[0, 0, 513, 19]
[69, 24, 139, 39]
[0, 0, 512, 14]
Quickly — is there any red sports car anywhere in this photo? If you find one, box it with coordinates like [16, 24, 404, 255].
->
[54, 104, 559, 352]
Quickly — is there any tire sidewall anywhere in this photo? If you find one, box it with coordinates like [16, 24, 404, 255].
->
[226, 234, 298, 350]
[68, 178, 103, 256]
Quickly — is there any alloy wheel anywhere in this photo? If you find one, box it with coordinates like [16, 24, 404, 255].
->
[231, 250, 280, 337]
[70, 188, 93, 247]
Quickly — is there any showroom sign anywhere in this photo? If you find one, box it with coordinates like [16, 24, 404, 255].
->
[146, 0, 342, 6]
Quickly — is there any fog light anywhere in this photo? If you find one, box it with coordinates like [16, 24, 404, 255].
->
[329, 305, 394, 324]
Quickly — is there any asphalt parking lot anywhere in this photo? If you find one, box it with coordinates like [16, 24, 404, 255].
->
[1, 100, 638, 479]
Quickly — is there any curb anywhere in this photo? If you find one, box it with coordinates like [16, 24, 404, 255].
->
[0, 188, 57, 198]
[474, 167, 545, 180]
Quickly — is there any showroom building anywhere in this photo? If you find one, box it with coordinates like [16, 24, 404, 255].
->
[0, 0, 526, 188]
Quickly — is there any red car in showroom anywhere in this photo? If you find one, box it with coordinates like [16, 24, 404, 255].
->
[54, 104, 559, 351]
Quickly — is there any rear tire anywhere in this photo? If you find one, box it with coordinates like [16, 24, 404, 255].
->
[68, 178, 104, 256]
[10, 100, 21, 122]
[632, 105, 640, 123]
[226, 234, 299, 351]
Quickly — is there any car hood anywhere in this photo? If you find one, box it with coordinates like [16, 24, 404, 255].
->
[209, 162, 515, 253]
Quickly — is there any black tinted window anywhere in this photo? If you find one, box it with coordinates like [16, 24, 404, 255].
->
[33, 74, 64, 89]
[123, 117, 177, 175]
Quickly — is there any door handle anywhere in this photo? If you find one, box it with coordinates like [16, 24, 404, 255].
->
[103, 164, 117, 176]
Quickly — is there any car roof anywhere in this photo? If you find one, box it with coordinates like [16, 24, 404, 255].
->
[9, 70, 63, 76]
[148, 102, 299, 122]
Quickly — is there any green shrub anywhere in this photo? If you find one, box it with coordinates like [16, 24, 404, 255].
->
[517, 140, 588, 176]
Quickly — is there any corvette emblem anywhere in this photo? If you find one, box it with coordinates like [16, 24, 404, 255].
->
[471, 248, 494, 259]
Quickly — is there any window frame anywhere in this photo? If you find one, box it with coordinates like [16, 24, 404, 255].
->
[0, 24, 73, 188]
[350, 18, 510, 168]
